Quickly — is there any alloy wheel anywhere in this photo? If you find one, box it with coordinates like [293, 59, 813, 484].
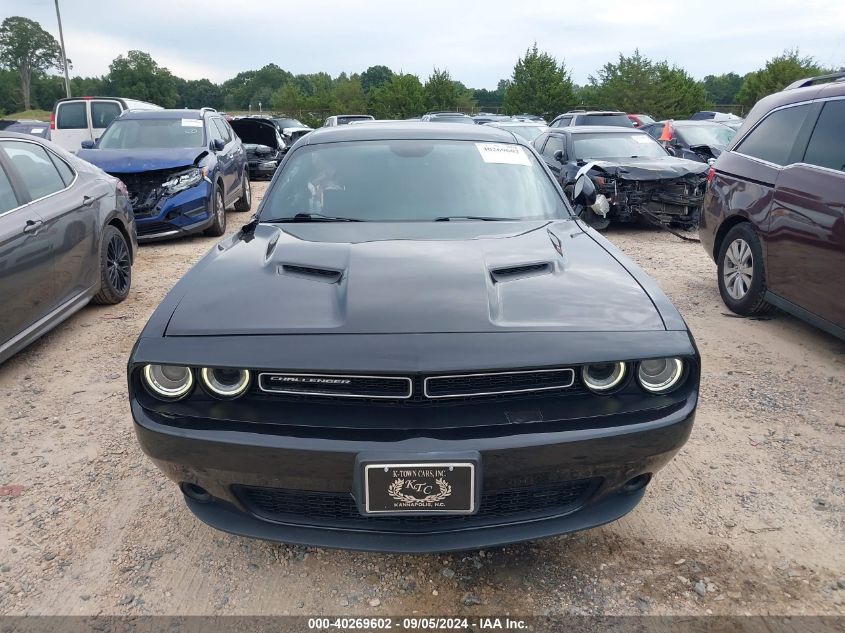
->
[216, 190, 225, 223]
[723, 237, 753, 300]
[243, 177, 251, 208]
[106, 233, 130, 295]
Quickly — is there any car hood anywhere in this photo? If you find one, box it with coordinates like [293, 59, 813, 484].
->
[75, 147, 208, 173]
[165, 220, 665, 336]
[579, 156, 709, 181]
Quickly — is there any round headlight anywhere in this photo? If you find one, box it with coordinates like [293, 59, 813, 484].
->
[142, 364, 193, 400]
[200, 367, 251, 398]
[581, 362, 627, 393]
[637, 358, 684, 393]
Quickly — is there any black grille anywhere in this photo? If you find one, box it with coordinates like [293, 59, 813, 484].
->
[109, 169, 178, 213]
[136, 221, 176, 237]
[425, 369, 576, 399]
[281, 264, 342, 283]
[258, 373, 412, 399]
[234, 477, 596, 531]
[490, 262, 551, 281]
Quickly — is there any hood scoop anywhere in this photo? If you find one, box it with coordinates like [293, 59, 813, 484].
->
[490, 262, 552, 283]
[280, 263, 343, 284]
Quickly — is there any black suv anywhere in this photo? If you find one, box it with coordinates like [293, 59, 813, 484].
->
[550, 111, 635, 128]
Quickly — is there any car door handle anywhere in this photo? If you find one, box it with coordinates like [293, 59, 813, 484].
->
[23, 220, 43, 234]
[82, 195, 96, 207]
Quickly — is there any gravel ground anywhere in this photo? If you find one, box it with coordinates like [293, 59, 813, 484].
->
[1, 181, 843, 616]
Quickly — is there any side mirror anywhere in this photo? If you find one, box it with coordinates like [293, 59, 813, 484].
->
[80, 140, 95, 149]
[211, 138, 225, 152]
[572, 174, 597, 207]
[553, 150, 564, 163]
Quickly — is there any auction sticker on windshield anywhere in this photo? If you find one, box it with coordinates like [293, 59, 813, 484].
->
[181, 119, 203, 127]
[476, 143, 531, 166]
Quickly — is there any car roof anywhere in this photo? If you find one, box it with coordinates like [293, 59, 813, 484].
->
[0, 130, 50, 142]
[119, 109, 206, 120]
[565, 110, 626, 115]
[487, 120, 546, 127]
[547, 125, 646, 136]
[302, 122, 520, 145]
[650, 120, 732, 127]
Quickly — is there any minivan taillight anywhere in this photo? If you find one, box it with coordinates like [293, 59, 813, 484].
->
[50, 112, 56, 130]
[707, 167, 716, 183]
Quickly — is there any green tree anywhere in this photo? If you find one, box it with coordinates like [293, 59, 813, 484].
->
[176, 78, 224, 109]
[360, 65, 394, 93]
[588, 50, 706, 119]
[270, 82, 307, 114]
[368, 73, 425, 118]
[0, 16, 63, 111]
[503, 44, 574, 118]
[424, 68, 461, 111]
[736, 50, 825, 109]
[332, 74, 368, 113]
[702, 72, 744, 104]
[106, 51, 178, 107]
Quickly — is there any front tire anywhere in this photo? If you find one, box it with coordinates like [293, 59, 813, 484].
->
[91, 225, 131, 305]
[204, 184, 226, 237]
[234, 172, 251, 212]
[716, 223, 774, 316]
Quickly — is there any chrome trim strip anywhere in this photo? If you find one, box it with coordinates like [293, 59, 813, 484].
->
[424, 368, 576, 399]
[257, 372, 413, 400]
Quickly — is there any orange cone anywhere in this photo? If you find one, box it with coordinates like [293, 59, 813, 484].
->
[658, 120, 674, 142]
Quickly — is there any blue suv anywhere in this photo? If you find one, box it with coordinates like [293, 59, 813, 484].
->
[77, 108, 250, 241]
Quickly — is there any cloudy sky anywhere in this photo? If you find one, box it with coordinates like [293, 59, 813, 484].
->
[6, 0, 845, 88]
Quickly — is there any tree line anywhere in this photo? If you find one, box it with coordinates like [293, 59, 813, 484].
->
[1, 15, 839, 126]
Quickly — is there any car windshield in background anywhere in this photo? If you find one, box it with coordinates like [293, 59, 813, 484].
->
[635, 115, 655, 125]
[572, 132, 667, 160]
[98, 118, 205, 149]
[274, 118, 305, 128]
[337, 116, 372, 125]
[261, 140, 567, 222]
[580, 114, 635, 127]
[503, 125, 547, 142]
[678, 124, 736, 148]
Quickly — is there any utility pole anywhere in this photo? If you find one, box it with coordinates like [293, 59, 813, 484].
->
[54, 0, 71, 98]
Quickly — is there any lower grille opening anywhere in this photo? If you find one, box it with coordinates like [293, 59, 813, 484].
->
[233, 477, 599, 532]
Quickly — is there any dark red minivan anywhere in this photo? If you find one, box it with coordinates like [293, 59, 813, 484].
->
[699, 72, 845, 339]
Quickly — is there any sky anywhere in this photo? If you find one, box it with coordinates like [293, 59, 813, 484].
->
[5, 0, 845, 89]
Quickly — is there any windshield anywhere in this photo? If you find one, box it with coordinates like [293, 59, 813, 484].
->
[677, 124, 736, 148]
[501, 125, 548, 142]
[579, 114, 635, 127]
[260, 140, 567, 222]
[634, 114, 655, 125]
[275, 118, 305, 129]
[572, 132, 667, 160]
[98, 118, 205, 149]
[337, 116, 373, 125]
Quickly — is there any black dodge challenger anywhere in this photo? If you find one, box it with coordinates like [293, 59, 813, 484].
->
[129, 123, 699, 552]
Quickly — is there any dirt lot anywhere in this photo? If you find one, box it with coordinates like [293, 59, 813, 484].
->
[1, 180, 843, 617]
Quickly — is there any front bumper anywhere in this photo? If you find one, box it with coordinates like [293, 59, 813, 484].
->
[132, 393, 695, 553]
[246, 160, 280, 178]
[134, 181, 213, 242]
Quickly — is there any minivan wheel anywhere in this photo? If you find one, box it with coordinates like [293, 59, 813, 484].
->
[204, 185, 226, 237]
[233, 172, 251, 212]
[92, 225, 131, 305]
[716, 223, 774, 316]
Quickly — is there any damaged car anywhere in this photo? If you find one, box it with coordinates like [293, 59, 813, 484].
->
[230, 117, 287, 179]
[642, 120, 736, 163]
[271, 117, 313, 145]
[534, 126, 709, 230]
[77, 108, 250, 241]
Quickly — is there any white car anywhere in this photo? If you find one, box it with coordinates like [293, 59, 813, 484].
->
[50, 97, 161, 152]
[323, 114, 374, 127]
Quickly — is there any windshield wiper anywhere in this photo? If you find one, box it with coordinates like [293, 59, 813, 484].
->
[266, 212, 363, 223]
[434, 215, 515, 221]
